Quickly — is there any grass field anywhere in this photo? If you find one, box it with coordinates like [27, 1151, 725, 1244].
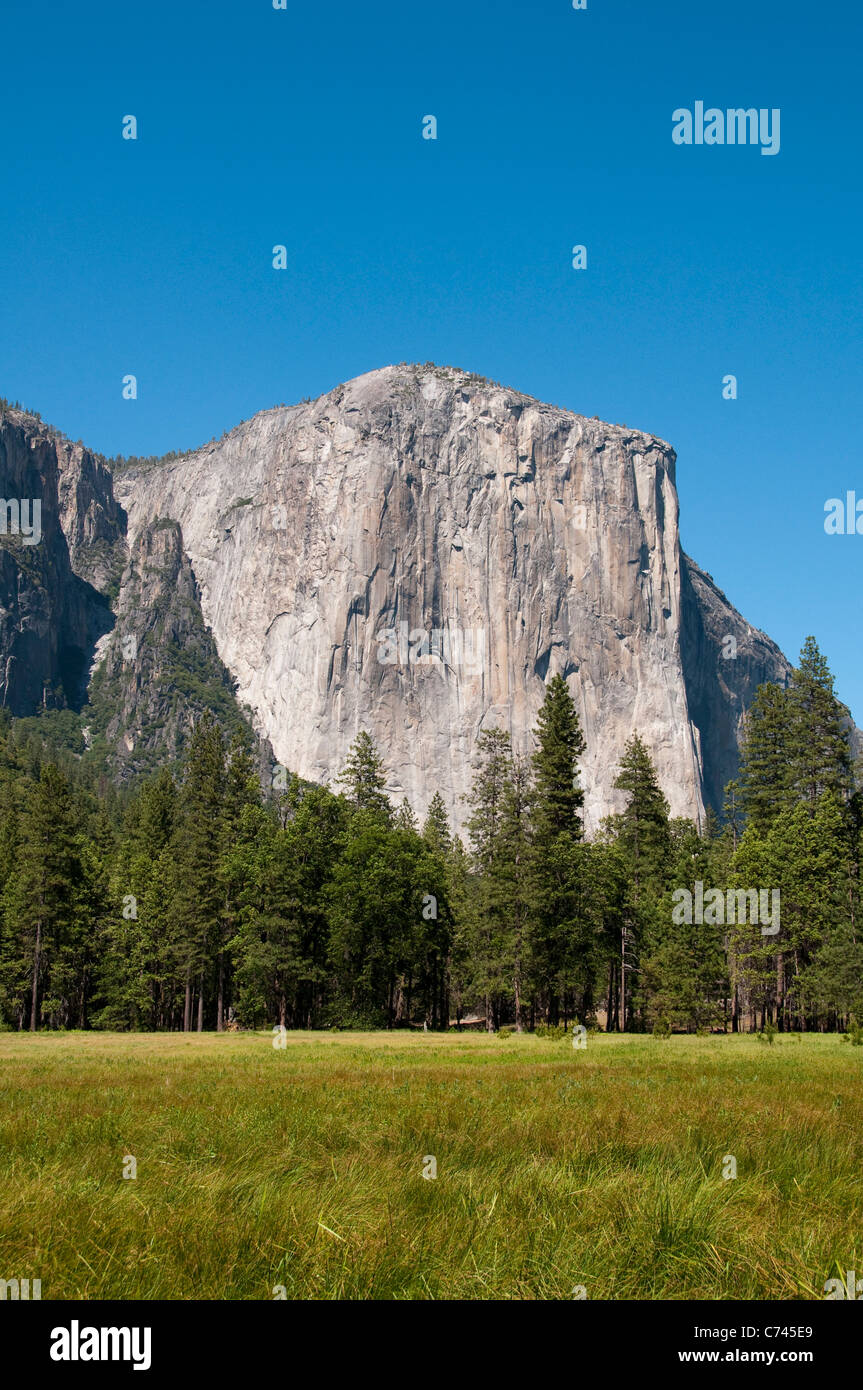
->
[0, 1030, 861, 1300]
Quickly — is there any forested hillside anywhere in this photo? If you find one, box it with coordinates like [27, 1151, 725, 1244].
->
[0, 637, 860, 1035]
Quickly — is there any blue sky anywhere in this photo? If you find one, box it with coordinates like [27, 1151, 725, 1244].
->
[1, 0, 861, 717]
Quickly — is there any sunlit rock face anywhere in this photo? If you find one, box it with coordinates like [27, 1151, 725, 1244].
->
[113, 364, 792, 832]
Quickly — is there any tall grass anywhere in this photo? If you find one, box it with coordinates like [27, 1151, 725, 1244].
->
[0, 1031, 860, 1300]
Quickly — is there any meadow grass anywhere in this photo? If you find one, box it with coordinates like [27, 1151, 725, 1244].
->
[0, 1030, 860, 1300]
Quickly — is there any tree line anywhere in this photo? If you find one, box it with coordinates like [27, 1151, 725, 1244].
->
[0, 636, 860, 1033]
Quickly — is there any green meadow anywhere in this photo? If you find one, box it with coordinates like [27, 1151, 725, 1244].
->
[0, 1031, 860, 1300]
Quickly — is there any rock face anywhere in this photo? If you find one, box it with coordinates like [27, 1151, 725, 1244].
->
[55, 434, 126, 594]
[0, 410, 116, 713]
[113, 364, 793, 831]
[86, 519, 269, 781]
[679, 557, 792, 816]
[0, 406, 265, 775]
[0, 367, 799, 827]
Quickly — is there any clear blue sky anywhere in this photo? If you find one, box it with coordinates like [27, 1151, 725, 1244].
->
[1, 0, 861, 718]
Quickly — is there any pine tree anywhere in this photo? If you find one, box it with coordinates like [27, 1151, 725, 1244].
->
[94, 768, 178, 1030]
[740, 791, 854, 1030]
[465, 730, 512, 873]
[422, 791, 452, 857]
[610, 735, 671, 1030]
[216, 736, 260, 1029]
[497, 754, 532, 1030]
[737, 683, 795, 833]
[639, 820, 729, 1033]
[787, 637, 852, 811]
[327, 816, 430, 1028]
[338, 731, 391, 819]
[722, 779, 744, 850]
[528, 676, 589, 1024]
[231, 782, 346, 1029]
[395, 797, 418, 833]
[464, 729, 518, 1030]
[230, 803, 298, 1029]
[530, 674, 586, 839]
[1, 765, 84, 1029]
[612, 735, 671, 890]
[171, 716, 226, 1031]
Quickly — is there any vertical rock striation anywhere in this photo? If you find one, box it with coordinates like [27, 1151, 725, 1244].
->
[113, 364, 794, 830]
[0, 410, 116, 712]
[86, 519, 269, 779]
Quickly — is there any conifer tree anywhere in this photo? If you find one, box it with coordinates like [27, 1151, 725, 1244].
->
[231, 782, 346, 1029]
[497, 754, 532, 1029]
[639, 820, 729, 1033]
[528, 676, 589, 1024]
[171, 716, 226, 1030]
[93, 767, 178, 1030]
[327, 814, 431, 1028]
[530, 674, 586, 839]
[610, 734, 671, 1029]
[395, 798, 418, 833]
[338, 731, 391, 819]
[464, 729, 518, 1030]
[613, 735, 671, 890]
[216, 736, 260, 1029]
[787, 636, 852, 811]
[737, 683, 795, 834]
[422, 791, 452, 857]
[2, 765, 84, 1029]
[735, 790, 853, 1029]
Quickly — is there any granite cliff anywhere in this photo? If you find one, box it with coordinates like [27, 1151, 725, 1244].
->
[0, 408, 119, 714]
[0, 404, 262, 773]
[104, 363, 793, 830]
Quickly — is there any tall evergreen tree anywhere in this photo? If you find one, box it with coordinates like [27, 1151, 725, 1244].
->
[737, 683, 795, 833]
[497, 754, 533, 1030]
[338, 731, 391, 819]
[422, 791, 452, 857]
[530, 674, 586, 840]
[395, 797, 419, 833]
[1, 765, 85, 1029]
[609, 734, 671, 1029]
[216, 736, 260, 1029]
[463, 729, 518, 1030]
[94, 767, 177, 1030]
[171, 716, 226, 1031]
[528, 676, 589, 1024]
[639, 820, 729, 1033]
[787, 636, 852, 811]
[232, 781, 346, 1029]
